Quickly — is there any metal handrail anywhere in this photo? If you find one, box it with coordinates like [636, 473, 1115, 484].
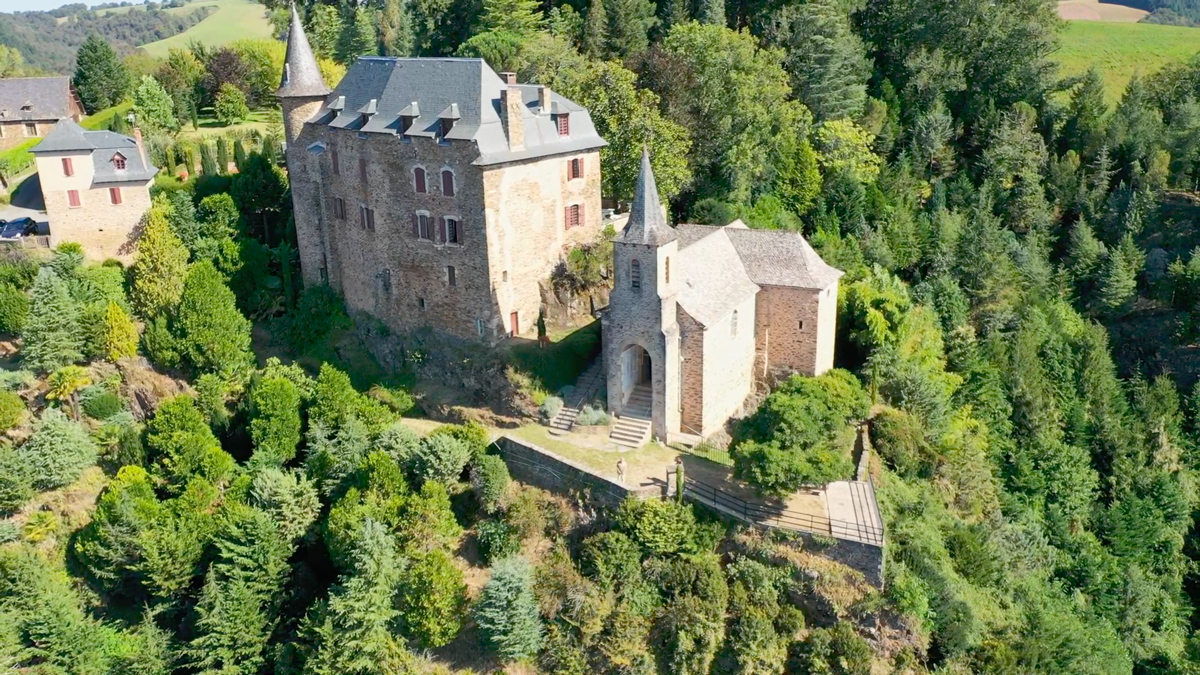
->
[682, 476, 885, 546]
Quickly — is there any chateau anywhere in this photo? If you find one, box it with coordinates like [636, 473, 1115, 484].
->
[0, 76, 84, 151]
[602, 153, 842, 444]
[31, 119, 157, 261]
[278, 8, 606, 342]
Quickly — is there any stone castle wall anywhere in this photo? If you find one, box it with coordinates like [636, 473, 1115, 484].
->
[494, 435, 660, 508]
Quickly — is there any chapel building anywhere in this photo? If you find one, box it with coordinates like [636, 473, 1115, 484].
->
[602, 152, 843, 444]
[277, 7, 606, 342]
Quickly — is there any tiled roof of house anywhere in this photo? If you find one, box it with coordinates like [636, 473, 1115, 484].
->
[32, 119, 158, 183]
[0, 77, 74, 122]
[276, 5, 331, 99]
[674, 228, 759, 327]
[309, 57, 605, 166]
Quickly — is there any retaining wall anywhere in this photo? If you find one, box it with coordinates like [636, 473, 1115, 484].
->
[493, 435, 660, 508]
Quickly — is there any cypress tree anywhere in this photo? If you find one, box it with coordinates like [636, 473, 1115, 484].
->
[190, 99, 200, 132]
[216, 138, 230, 174]
[200, 143, 218, 176]
[131, 199, 189, 319]
[583, 0, 608, 58]
[233, 140, 248, 170]
[21, 268, 83, 373]
[174, 261, 254, 378]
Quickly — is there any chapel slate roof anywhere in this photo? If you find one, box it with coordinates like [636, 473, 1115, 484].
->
[674, 229, 759, 327]
[674, 222, 843, 290]
[276, 5, 331, 99]
[619, 149, 677, 246]
[32, 119, 158, 184]
[308, 57, 605, 166]
[0, 77, 76, 122]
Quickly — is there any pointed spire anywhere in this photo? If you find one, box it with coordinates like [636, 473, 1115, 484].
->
[620, 148, 676, 245]
[276, 4, 331, 99]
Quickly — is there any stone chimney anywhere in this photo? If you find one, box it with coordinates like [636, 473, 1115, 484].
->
[132, 126, 148, 168]
[500, 77, 525, 151]
[538, 85, 550, 114]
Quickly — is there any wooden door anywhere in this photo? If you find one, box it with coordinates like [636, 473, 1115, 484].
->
[510, 311, 519, 336]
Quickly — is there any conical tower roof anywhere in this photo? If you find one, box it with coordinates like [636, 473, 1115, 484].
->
[277, 4, 331, 99]
[619, 148, 676, 245]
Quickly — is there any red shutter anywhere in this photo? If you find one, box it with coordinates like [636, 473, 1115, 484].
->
[109, 187, 122, 205]
[412, 213, 419, 237]
[438, 217, 447, 243]
[564, 206, 569, 228]
[67, 190, 80, 207]
[442, 171, 454, 196]
[579, 157, 584, 178]
[62, 157, 73, 176]
[415, 168, 425, 193]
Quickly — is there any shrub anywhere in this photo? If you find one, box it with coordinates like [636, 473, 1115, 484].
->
[287, 285, 352, 352]
[394, 548, 467, 648]
[367, 385, 415, 416]
[0, 283, 29, 334]
[540, 396, 563, 422]
[0, 443, 32, 514]
[410, 434, 471, 486]
[731, 439, 852, 498]
[575, 403, 610, 426]
[477, 518, 520, 564]
[470, 454, 510, 513]
[0, 521, 18, 543]
[100, 301, 139, 362]
[0, 255, 38, 290]
[475, 556, 543, 660]
[79, 385, 124, 420]
[0, 391, 25, 431]
[375, 422, 420, 466]
[18, 409, 97, 490]
[23, 510, 59, 542]
[871, 407, 935, 478]
[142, 315, 180, 370]
[214, 83, 249, 125]
[581, 530, 642, 590]
[616, 497, 698, 555]
[249, 376, 302, 465]
[430, 421, 491, 458]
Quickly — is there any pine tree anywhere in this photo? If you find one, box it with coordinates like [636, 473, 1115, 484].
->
[583, 0, 608, 58]
[100, 301, 139, 363]
[307, 519, 412, 675]
[1062, 68, 1108, 160]
[480, 0, 546, 35]
[338, 7, 379, 62]
[606, 0, 656, 58]
[174, 261, 254, 378]
[379, 0, 414, 56]
[216, 138, 230, 174]
[1097, 250, 1137, 315]
[661, 0, 689, 32]
[74, 34, 130, 112]
[768, 0, 871, 121]
[475, 556, 542, 660]
[697, 0, 724, 25]
[307, 3, 345, 60]
[131, 199, 189, 319]
[22, 268, 83, 373]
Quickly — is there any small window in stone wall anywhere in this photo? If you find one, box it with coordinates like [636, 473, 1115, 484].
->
[447, 265, 457, 287]
[631, 259, 641, 290]
[414, 167, 426, 193]
[442, 170, 455, 196]
[331, 148, 340, 175]
[418, 297, 426, 310]
[476, 318, 485, 337]
[798, 320, 805, 331]
[731, 310, 738, 337]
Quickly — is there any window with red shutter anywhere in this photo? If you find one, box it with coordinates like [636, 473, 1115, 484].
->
[556, 113, 570, 136]
[437, 217, 447, 243]
[62, 158, 73, 176]
[67, 190, 80, 208]
[414, 167, 426, 193]
[331, 148, 340, 175]
[109, 187, 122, 205]
[358, 157, 367, 181]
[112, 154, 126, 170]
[569, 158, 582, 179]
[442, 170, 455, 196]
[569, 204, 581, 228]
[446, 218, 459, 244]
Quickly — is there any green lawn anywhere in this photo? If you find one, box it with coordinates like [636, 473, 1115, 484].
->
[178, 108, 280, 140]
[1057, 21, 1200, 104]
[140, 0, 274, 58]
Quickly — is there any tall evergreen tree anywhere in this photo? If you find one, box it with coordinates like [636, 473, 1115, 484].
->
[379, 0, 415, 56]
[73, 34, 130, 112]
[173, 261, 254, 378]
[1097, 249, 1137, 316]
[132, 75, 178, 134]
[606, 0, 657, 58]
[217, 138, 230, 174]
[338, 7, 379, 62]
[131, 199, 189, 319]
[306, 3, 345, 60]
[480, 0, 546, 35]
[200, 143, 219, 177]
[1061, 68, 1109, 160]
[583, 0, 608, 59]
[765, 0, 871, 122]
[697, 0, 724, 25]
[22, 268, 83, 373]
[475, 556, 542, 660]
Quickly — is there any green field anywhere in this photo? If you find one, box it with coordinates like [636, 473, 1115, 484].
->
[139, 0, 274, 58]
[1057, 20, 1200, 103]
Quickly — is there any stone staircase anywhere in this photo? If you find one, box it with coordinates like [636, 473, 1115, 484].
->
[549, 360, 605, 434]
[609, 385, 652, 448]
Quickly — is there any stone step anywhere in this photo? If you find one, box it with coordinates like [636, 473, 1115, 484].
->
[609, 414, 652, 447]
[549, 406, 580, 431]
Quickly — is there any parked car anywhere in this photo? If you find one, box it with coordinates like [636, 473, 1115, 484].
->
[0, 217, 36, 241]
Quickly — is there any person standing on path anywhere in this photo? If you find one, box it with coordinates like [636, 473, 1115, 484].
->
[617, 457, 627, 484]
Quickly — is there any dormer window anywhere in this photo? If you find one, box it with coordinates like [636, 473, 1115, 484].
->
[20, 104, 31, 112]
[399, 101, 419, 141]
[440, 118, 455, 139]
[438, 104, 460, 145]
[555, 113, 570, 137]
[112, 153, 126, 171]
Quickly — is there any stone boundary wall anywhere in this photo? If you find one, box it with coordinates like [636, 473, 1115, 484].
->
[493, 435, 660, 508]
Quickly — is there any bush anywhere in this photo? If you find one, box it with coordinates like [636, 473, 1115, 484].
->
[79, 385, 123, 421]
[477, 518, 520, 564]
[214, 83, 249, 125]
[731, 439, 852, 498]
[430, 421, 491, 458]
[18, 408, 97, 490]
[375, 422, 421, 466]
[871, 407, 934, 478]
[287, 285, 352, 352]
[475, 556, 543, 660]
[581, 530, 642, 590]
[575, 403, 610, 426]
[470, 454, 511, 513]
[410, 434, 471, 486]
[0, 521, 18, 543]
[540, 396, 563, 422]
[367, 385, 415, 416]
[616, 497, 698, 555]
[249, 376, 302, 465]
[0, 443, 32, 514]
[0, 391, 26, 431]
[0, 283, 29, 334]
[394, 548, 467, 648]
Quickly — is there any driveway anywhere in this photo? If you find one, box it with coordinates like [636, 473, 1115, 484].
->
[0, 173, 48, 235]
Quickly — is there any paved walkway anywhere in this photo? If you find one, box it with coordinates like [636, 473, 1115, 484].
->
[824, 480, 884, 545]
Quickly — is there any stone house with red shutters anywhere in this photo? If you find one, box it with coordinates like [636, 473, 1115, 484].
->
[277, 8, 606, 343]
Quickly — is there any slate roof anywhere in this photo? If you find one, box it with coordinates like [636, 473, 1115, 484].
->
[675, 229, 759, 327]
[674, 222, 843, 290]
[277, 5, 331, 99]
[32, 119, 157, 184]
[308, 57, 605, 166]
[619, 149, 677, 246]
[0, 77, 76, 122]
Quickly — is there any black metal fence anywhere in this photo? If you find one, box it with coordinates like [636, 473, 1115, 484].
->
[682, 477, 885, 547]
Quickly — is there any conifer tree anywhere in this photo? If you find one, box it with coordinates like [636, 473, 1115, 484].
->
[480, 0, 546, 35]
[131, 199, 189, 319]
[173, 261, 254, 378]
[200, 142, 218, 176]
[1062, 68, 1108, 160]
[233, 139, 248, 169]
[1097, 249, 1137, 315]
[606, 0, 656, 58]
[249, 376, 302, 465]
[379, 0, 414, 56]
[475, 556, 542, 660]
[583, 0, 608, 59]
[216, 138, 230, 174]
[74, 34, 130, 112]
[307, 519, 412, 675]
[100, 301, 139, 363]
[338, 7, 379, 62]
[21, 268, 83, 373]
[697, 0, 724, 25]
[767, 0, 871, 122]
[307, 3, 344, 59]
[132, 75, 178, 134]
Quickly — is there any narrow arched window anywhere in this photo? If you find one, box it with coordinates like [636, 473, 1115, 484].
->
[414, 167, 426, 193]
[731, 310, 738, 336]
[664, 257, 670, 284]
[631, 259, 641, 290]
[442, 169, 455, 196]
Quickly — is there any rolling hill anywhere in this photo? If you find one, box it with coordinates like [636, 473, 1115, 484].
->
[1056, 20, 1200, 102]
[139, 0, 274, 58]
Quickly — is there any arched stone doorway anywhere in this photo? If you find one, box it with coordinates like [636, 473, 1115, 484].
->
[620, 344, 652, 405]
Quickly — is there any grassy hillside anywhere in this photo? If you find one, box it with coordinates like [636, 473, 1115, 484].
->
[140, 0, 274, 57]
[1057, 20, 1200, 102]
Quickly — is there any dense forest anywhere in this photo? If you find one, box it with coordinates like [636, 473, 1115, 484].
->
[0, 2, 214, 75]
[11, 0, 1200, 673]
